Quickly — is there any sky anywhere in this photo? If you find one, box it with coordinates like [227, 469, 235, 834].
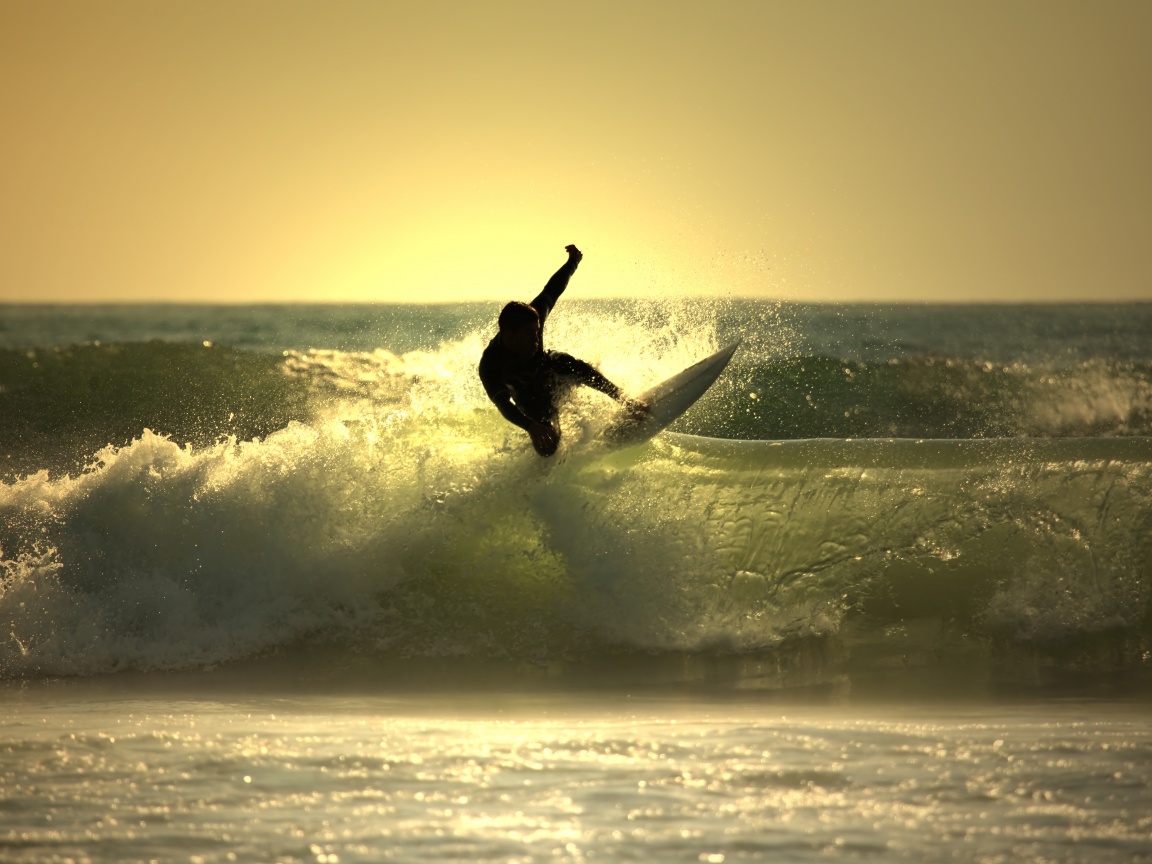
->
[1, 0, 1150, 304]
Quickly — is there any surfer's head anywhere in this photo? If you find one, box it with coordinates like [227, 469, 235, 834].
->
[499, 302, 541, 359]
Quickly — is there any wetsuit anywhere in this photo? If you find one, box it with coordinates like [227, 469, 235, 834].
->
[478, 257, 622, 451]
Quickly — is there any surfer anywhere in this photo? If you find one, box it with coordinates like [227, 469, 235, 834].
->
[479, 244, 647, 456]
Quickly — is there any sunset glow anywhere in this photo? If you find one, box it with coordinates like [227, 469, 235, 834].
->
[2, 0, 1150, 303]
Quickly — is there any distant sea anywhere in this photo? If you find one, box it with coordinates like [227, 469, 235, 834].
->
[2, 300, 1150, 863]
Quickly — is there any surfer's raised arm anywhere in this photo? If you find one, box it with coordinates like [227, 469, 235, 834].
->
[527, 244, 582, 323]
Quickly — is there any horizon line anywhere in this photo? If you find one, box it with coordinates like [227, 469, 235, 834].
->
[2, 296, 1151, 307]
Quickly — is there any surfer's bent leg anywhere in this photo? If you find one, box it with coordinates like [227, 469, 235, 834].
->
[549, 352, 622, 400]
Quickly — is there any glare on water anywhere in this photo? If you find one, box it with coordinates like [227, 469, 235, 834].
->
[3, 687, 1151, 863]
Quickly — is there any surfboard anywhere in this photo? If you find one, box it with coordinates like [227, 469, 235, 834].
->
[602, 340, 741, 448]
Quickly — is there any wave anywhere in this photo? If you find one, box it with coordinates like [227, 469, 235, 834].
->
[0, 342, 310, 480]
[2, 416, 1149, 683]
[2, 325, 1151, 686]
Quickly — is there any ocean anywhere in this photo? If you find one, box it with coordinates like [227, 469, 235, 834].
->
[2, 300, 1151, 862]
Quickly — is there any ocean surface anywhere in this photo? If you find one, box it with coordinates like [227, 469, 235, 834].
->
[2, 300, 1151, 862]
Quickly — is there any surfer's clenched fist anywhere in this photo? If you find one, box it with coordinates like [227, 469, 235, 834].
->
[564, 244, 582, 264]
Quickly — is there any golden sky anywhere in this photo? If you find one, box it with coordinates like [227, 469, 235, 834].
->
[2, 0, 1150, 303]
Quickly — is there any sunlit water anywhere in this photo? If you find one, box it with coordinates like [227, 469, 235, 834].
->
[3, 680, 1151, 864]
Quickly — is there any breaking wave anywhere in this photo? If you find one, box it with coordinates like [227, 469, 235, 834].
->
[2, 325, 1150, 684]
